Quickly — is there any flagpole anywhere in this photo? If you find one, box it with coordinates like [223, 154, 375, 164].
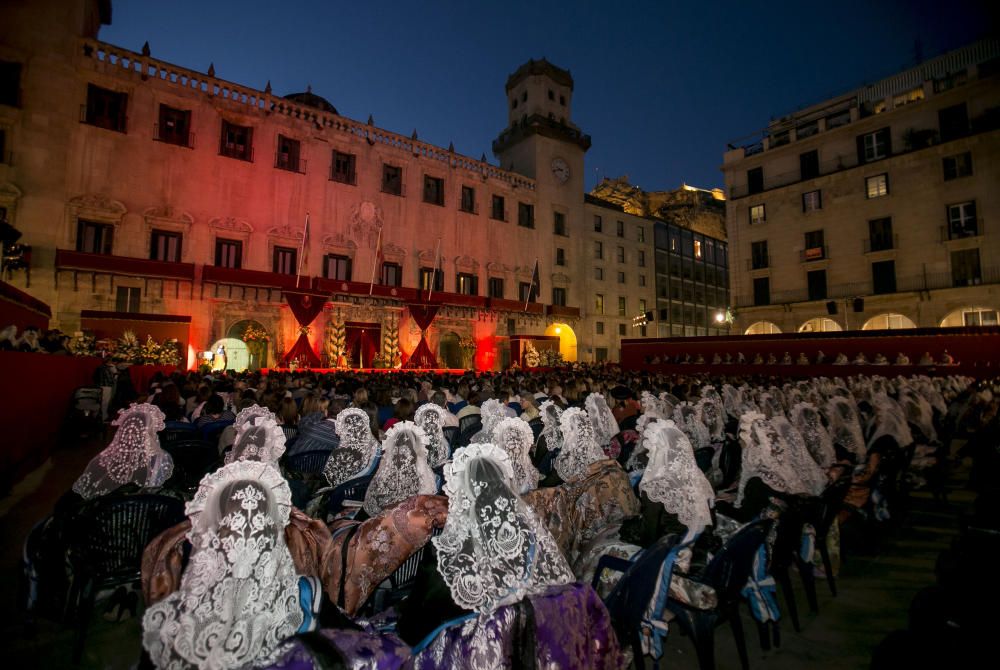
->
[428, 237, 441, 302]
[295, 212, 309, 289]
[368, 226, 382, 296]
[524, 258, 538, 311]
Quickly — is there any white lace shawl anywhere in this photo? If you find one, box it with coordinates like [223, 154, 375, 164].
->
[142, 461, 300, 670]
[433, 443, 574, 614]
[700, 386, 723, 407]
[415, 403, 451, 468]
[323, 407, 379, 488]
[493, 417, 541, 494]
[898, 390, 937, 443]
[471, 399, 507, 444]
[640, 391, 668, 420]
[758, 392, 786, 420]
[696, 398, 725, 442]
[770, 416, 828, 496]
[538, 400, 564, 452]
[824, 396, 867, 460]
[363, 421, 437, 516]
[721, 384, 743, 420]
[673, 402, 711, 450]
[790, 402, 836, 469]
[867, 394, 914, 448]
[225, 414, 286, 465]
[72, 403, 173, 500]
[735, 413, 815, 507]
[638, 420, 715, 537]
[554, 407, 606, 482]
[585, 393, 619, 447]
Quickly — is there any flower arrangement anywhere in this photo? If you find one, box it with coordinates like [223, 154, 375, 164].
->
[383, 328, 401, 368]
[69, 331, 97, 357]
[325, 321, 346, 364]
[242, 324, 270, 342]
[102, 330, 180, 365]
[523, 342, 540, 368]
[539, 348, 564, 367]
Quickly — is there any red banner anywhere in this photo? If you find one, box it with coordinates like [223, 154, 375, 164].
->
[403, 304, 439, 368]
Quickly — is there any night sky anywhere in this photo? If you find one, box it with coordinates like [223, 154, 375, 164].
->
[101, 0, 996, 192]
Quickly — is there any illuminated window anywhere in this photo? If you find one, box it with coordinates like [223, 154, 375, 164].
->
[273, 246, 297, 275]
[150, 229, 182, 262]
[457, 272, 478, 295]
[618, 296, 626, 316]
[595, 294, 604, 314]
[749, 204, 766, 225]
[693, 240, 702, 258]
[802, 189, 822, 212]
[866, 174, 888, 198]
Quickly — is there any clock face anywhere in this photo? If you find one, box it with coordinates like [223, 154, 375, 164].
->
[551, 158, 570, 184]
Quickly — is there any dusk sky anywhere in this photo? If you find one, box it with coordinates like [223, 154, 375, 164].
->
[101, 0, 995, 192]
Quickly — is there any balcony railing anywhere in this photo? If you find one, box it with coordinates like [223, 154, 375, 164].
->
[746, 256, 770, 271]
[864, 235, 898, 252]
[55, 249, 195, 281]
[800, 245, 828, 262]
[330, 169, 357, 185]
[219, 143, 254, 162]
[79, 105, 127, 133]
[380, 182, 405, 197]
[942, 218, 984, 241]
[274, 153, 307, 174]
[153, 123, 195, 148]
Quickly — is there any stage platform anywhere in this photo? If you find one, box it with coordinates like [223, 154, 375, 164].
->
[260, 367, 468, 375]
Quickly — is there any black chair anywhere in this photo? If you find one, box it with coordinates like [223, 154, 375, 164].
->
[64, 386, 104, 440]
[664, 520, 773, 670]
[717, 441, 741, 489]
[162, 439, 220, 489]
[198, 419, 234, 444]
[694, 447, 715, 474]
[442, 426, 459, 453]
[158, 426, 196, 447]
[456, 416, 482, 447]
[326, 473, 375, 518]
[804, 474, 851, 596]
[285, 449, 333, 475]
[769, 500, 818, 633]
[67, 493, 186, 661]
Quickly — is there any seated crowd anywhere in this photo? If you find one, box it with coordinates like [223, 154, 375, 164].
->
[20, 363, 999, 669]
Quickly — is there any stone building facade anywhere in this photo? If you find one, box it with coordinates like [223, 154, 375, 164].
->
[0, 0, 671, 368]
[723, 40, 1000, 336]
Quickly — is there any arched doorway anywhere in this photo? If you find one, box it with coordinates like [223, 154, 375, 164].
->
[227, 320, 269, 370]
[744, 320, 782, 335]
[799, 317, 842, 333]
[544, 322, 578, 362]
[208, 338, 245, 371]
[862, 313, 917, 330]
[438, 331, 462, 369]
[344, 322, 380, 368]
[940, 306, 999, 327]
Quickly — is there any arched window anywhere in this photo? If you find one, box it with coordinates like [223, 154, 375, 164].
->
[940, 306, 999, 327]
[799, 317, 842, 332]
[862, 313, 916, 330]
[744, 320, 781, 335]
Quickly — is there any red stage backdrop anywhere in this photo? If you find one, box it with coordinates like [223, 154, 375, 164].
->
[345, 322, 380, 368]
[403, 304, 439, 368]
[279, 291, 328, 367]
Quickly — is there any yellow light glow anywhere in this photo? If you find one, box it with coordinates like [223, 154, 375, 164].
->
[555, 326, 561, 334]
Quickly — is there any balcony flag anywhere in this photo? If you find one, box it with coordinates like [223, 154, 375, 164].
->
[295, 212, 309, 289]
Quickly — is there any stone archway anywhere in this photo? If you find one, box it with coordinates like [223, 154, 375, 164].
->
[438, 331, 462, 369]
[544, 322, 578, 362]
[227, 319, 269, 370]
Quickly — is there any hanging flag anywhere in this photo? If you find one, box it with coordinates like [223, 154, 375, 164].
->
[524, 258, 539, 311]
[295, 212, 310, 288]
[368, 225, 383, 295]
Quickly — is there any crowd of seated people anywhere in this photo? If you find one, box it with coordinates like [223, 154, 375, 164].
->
[19, 362, 998, 668]
[644, 349, 959, 367]
[0, 324, 73, 354]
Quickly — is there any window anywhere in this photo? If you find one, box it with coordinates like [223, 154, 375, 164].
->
[618, 323, 627, 336]
[638, 250, 646, 267]
[947, 201, 978, 238]
[156, 104, 191, 147]
[639, 274, 646, 287]
[115, 286, 140, 313]
[893, 86, 924, 108]
[555, 248, 565, 266]
[423, 175, 445, 205]
[802, 189, 822, 212]
[488, 277, 504, 298]
[694, 240, 703, 259]
[276, 135, 301, 172]
[150, 230, 182, 262]
[594, 267, 604, 281]
[559, 94, 566, 106]
[868, 217, 894, 251]
[963, 310, 999, 326]
[491, 195, 506, 221]
[381, 262, 402, 286]
[753, 276, 770, 306]
[76, 220, 113, 254]
[593, 215, 603, 232]
[617, 296, 627, 316]
[460, 186, 476, 213]
[943, 152, 972, 181]
[548, 89, 554, 101]
[616, 220, 625, 237]
[857, 127, 890, 163]
[938, 103, 969, 142]
[595, 294, 604, 314]
[84, 84, 127, 132]
[331, 151, 356, 184]
[517, 202, 534, 228]
[417, 267, 443, 292]
[951, 248, 981, 287]
[800, 150, 819, 180]
[215, 238, 242, 269]
[456, 273, 478, 296]
[863, 174, 888, 199]
[552, 287, 566, 306]
[382, 164, 403, 195]
[617, 271, 625, 283]
[617, 246, 625, 263]
[594, 241, 603, 260]
[220, 120, 253, 160]
[872, 260, 896, 294]
[807, 269, 827, 301]
[273, 246, 297, 275]
[0, 60, 21, 107]
[751, 240, 769, 269]
[324, 254, 352, 281]
[553, 211, 566, 236]
[637, 227, 646, 244]
[747, 167, 764, 194]
[519, 281, 537, 303]
[749, 204, 766, 225]
[596, 321, 604, 335]
[595, 347, 608, 362]
[804, 230, 825, 259]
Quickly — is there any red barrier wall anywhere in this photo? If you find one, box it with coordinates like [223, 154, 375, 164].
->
[0, 281, 51, 331]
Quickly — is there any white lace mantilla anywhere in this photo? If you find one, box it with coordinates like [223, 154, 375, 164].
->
[415, 403, 451, 468]
[639, 420, 715, 536]
[585, 393, 619, 447]
[555, 408, 606, 481]
[363, 421, 437, 516]
[493, 417, 541, 494]
[323, 407, 379, 488]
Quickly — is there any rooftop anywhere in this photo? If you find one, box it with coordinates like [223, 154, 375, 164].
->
[505, 58, 574, 92]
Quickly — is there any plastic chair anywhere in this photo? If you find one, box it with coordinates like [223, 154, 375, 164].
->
[804, 475, 851, 596]
[442, 426, 459, 453]
[66, 493, 186, 662]
[664, 520, 773, 670]
[769, 500, 818, 633]
[162, 439, 220, 489]
[198, 419, 234, 444]
[326, 473, 375, 518]
[285, 449, 333, 475]
[457, 415, 482, 444]
[158, 426, 196, 447]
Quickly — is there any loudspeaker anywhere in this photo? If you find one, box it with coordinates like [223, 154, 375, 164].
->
[826, 301, 838, 315]
[853, 298, 865, 313]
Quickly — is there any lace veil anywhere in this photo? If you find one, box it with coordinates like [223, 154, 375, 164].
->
[538, 400, 564, 452]
[770, 415, 828, 495]
[322, 407, 380, 489]
[225, 409, 286, 464]
[825, 396, 867, 460]
[415, 403, 451, 468]
[72, 403, 173, 500]
[640, 391, 668, 420]
[492, 417, 541, 494]
[696, 397, 725, 442]
[471, 398, 507, 444]
[142, 461, 301, 670]
[363, 420, 437, 516]
[433, 443, 574, 613]
[673, 402, 711, 450]
[868, 394, 914, 448]
[735, 412, 814, 507]
[585, 392, 619, 447]
[789, 402, 836, 468]
[554, 407, 606, 481]
[638, 420, 715, 538]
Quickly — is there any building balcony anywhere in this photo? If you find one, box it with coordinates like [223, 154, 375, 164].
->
[55, 250, 195, 282]
[202, 264, 303, 290]
[864, 235, 898, 253]
[941, 218, 985, 241]
[488, 297, 545, 315]
[799, 245, 828, 262]
[547, 304, 581, 319]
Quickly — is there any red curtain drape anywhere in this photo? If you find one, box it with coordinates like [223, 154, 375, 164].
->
[279, 291, 329, 368]
[345, 323, 380, 368]
[403, 304, 439, 368]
